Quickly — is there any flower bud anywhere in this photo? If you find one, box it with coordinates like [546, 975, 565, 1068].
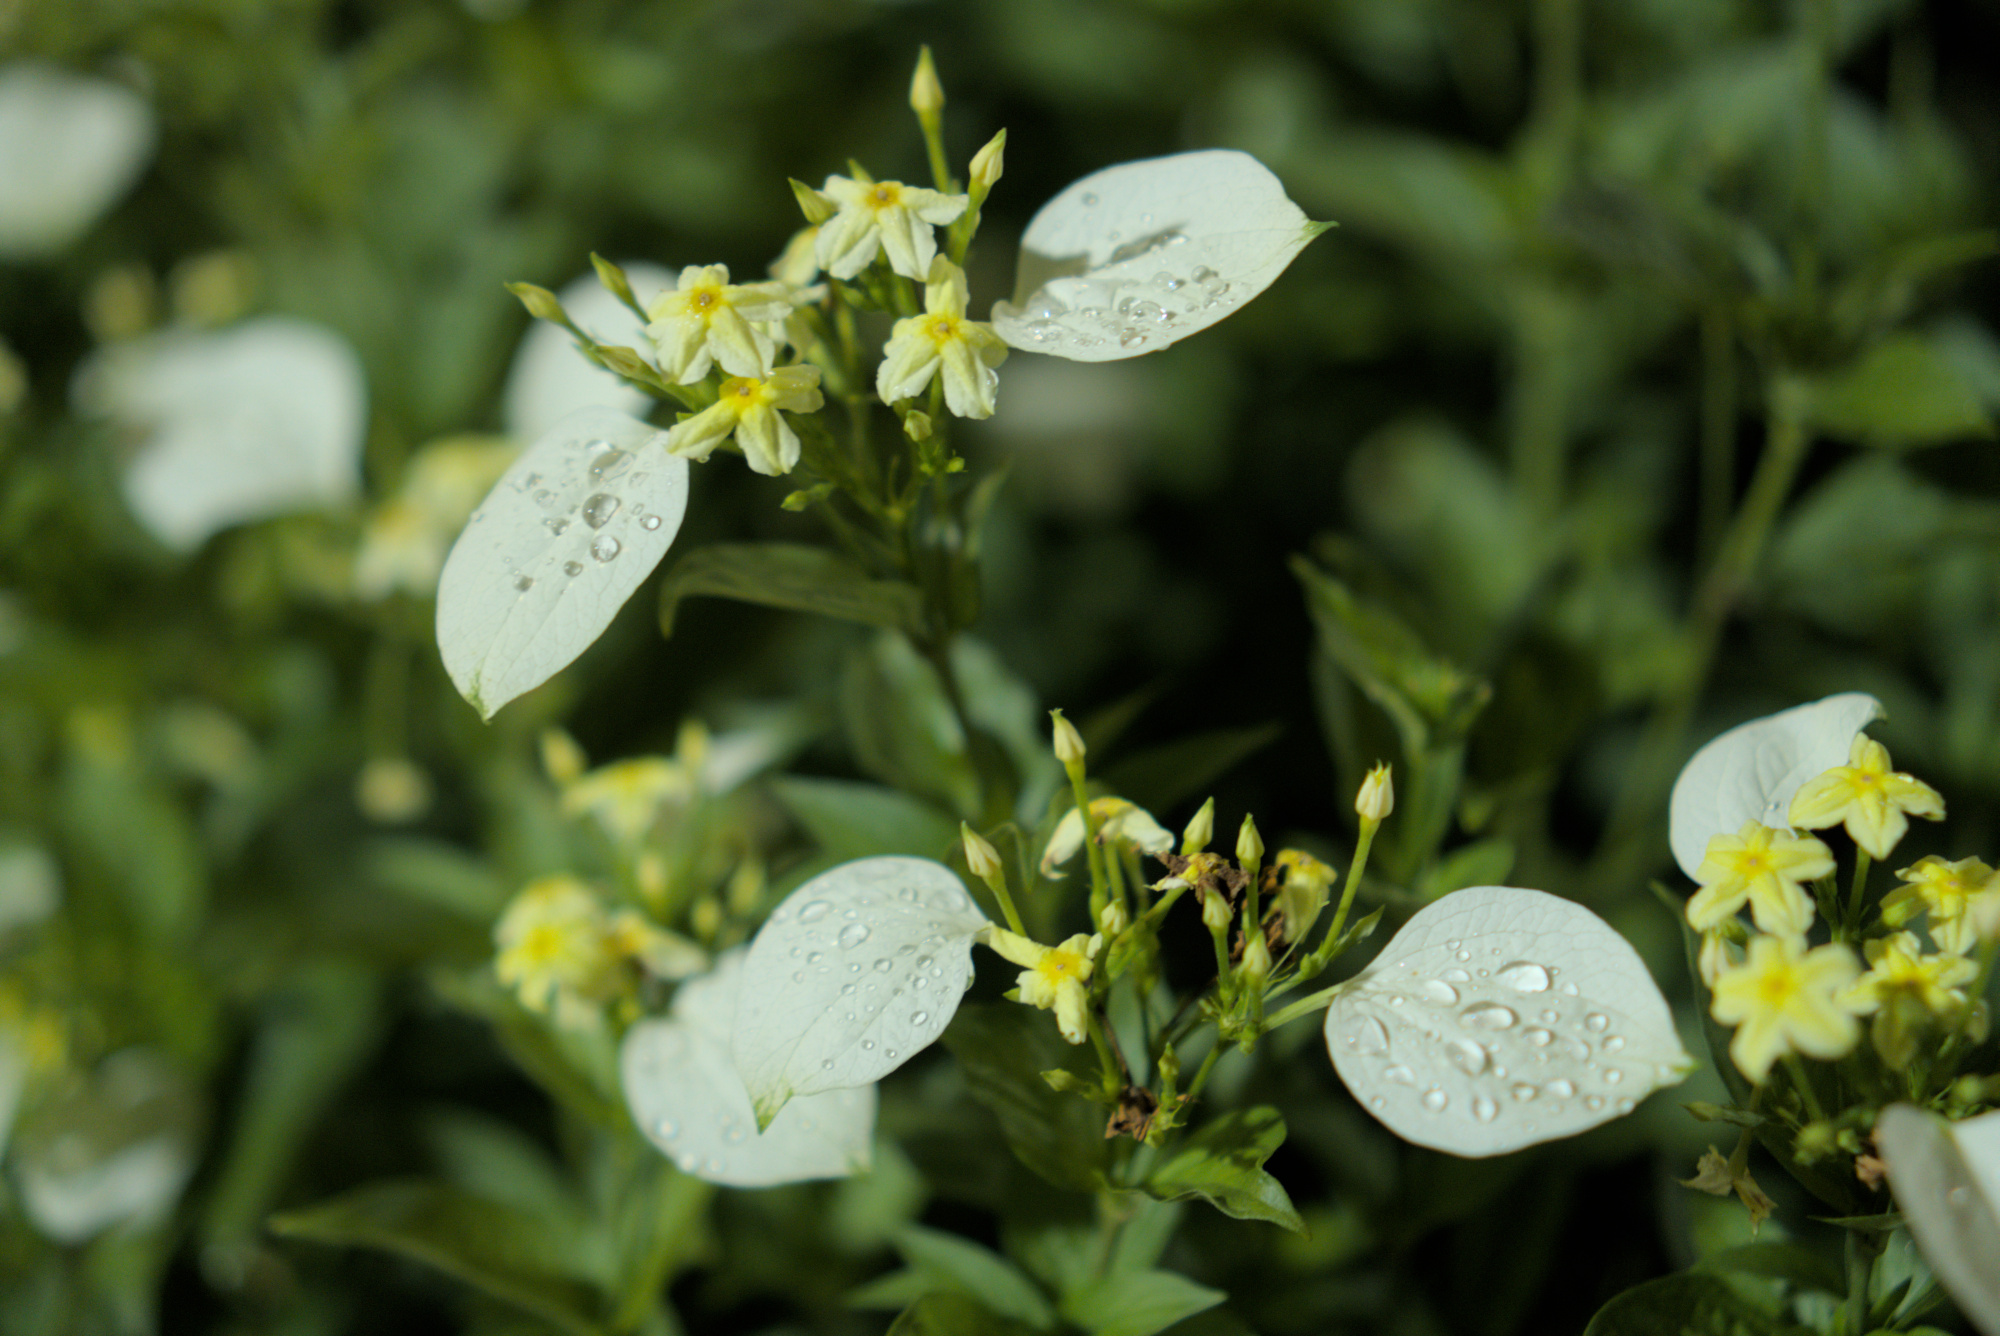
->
[789, 178, 837, 225]
[1098, 899, 1129, 936]
[506, 281, 567, 325]
[903, 409, 933, 442]
[1051, 710, 1086, 766]
[1235, 815, 1263, 866]
[962, 823, 1002, 880]
[909, 46, 945, 116]
[1356, 763, 1394, 822]
[1180, 797, 1214, 854]
[1200, 887, 1231, 934]
[540, 728, 587, 787]
[1239, 930, 1272, 985]
[970, 129, 1006, 192]
[590, 253, 636, 310]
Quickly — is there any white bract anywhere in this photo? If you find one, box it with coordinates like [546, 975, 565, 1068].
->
[0, 63, 155, 259]
[1878, 1104, 2000, 1336]
[1668, 693, 1883, 880]
[732, 857, 988, 1128]
[436, 406, 689, 720]
[502, 262, 673, 442]
[622, 949, 875, 1187]
[1324, 886, 1692, 1157]
[76, 317, 367, 551]
[990, 150, 1326, 363]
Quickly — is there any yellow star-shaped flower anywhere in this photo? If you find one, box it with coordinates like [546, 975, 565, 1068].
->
[494, 876, 619, 1027]
[1709, 934, 1866, 1083]
[1040, 797, 1173, 879]
[1885, 855, 2000, 955]
[876, 259, 1008, 419]
[814, 174, 968, 281]
[982, 927, 1101, 1044]
[664, 365, 823, 477]
[1686, 821, 1832, 936]
[1841, 931, 1977, 1017]
[644, 264, 800, 384]
[1787, 735, 1944, 860]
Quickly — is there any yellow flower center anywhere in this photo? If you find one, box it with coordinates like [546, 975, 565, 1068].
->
[1755, 966, 1799, 1010]
[870, 183, 899, 207]
[1037, 949, 1086, 988]
[928, 316, 957, 341]
[690, 288, 718, 312]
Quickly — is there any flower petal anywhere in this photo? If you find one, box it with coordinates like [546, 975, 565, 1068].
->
[1878, 1104, 2000, 1336]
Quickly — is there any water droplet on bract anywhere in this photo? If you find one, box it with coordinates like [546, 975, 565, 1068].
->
[1497, 961, 1551, 993]
[523, 472, 542, 488]
[1561, 982, 1580, 995]
[1129, 300, 1163, 322]
[1370, 1096, 1385, 1110]
[1524, 1027, 1552, 1047]
[1120, 330, 1146, 348]
[655, 1119, 678, 1140]
[791, 970, 805, 983]
[1192, 266, 1216, 284]
[723, 1122, 747, 1144]
[872, 957, 893, 972]
[582, 493, 621, 528]
[592, 535, 621, 562]
[1541, 1010, 1560, 1024]
[641, 514, 663, 531]
[1585, 1013, 1609, 1032]
[1510, 1083, 1538, 1102]
[704, 1157, 725, 1174]
[583, 438, 613, 455]
[798, 900, 832, 923]
[806, 951, 823, 964]
[513, 574, 534, 592]
[1421, 979, 1459, 1006]
[1544, 1079, 1575, 1098]
[840, 983, 855, 995]
[563, 560, 583, 576]
[1383, 1064, 1417, 1086]
[1025, 320, 1059, 342]
[1603, 1069, 1623, 1084]
[1584, 1095, 1605, 1111]
[1472, 1095, 1498, 1122]
[1446, 1039, 1488, 1077]
[1341, 1015, 1391, 1055]
[1615, 1098, 1634, 1114]
[822, 1059, 835, 1071]
[861, 1039, 875, 1051]
[1388, 994, 1405, 1006]
[1441, 968, 1470, 984]
[1455, 949, 1471, 962]
[1081, 192, 1099, 206]
[1948, 1185, 1972, 1208]
[588, 448, 631, 482]
[911, 1010, 929, 1025]
[676, 1151, 699, 1172]
[532, 488, 556, 506]
[1603, 1036, 1626, 1054]
[1422, 1088, 1448, 1112]
[914, 955, 934, 971]
[1461, 1002, 1517, 1030]
[1155, 271, 1183, 291]
[544, 517, 569, 535]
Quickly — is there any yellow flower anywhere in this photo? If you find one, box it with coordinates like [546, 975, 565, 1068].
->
[1842, 931, 1977, 1018]
[664, 365, 823, 476]
[561, 755, 696, 846]
[876, 259, 1007, 419]
[353, 436, 513, 600]
[1686, 821, 1832, 937]
[1885, 855, 2000, 955]
[494, 876, 619, 1027]
[644, 264, 800, 384]
[1040, 797, 1173, 878]
[1267, 850, 1336, 945]
[814, 173, 968, 281]
[1709, 934, 1867, 1083]
[1787, 736, 1944, 860]
[982, 927, 1101, 1044]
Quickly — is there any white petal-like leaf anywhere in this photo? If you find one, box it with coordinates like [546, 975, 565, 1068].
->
[76, 318, 367, 551]
[622, 949, 875, 1187]
[502, 262, 673, 441]
[0, 63, 155, 259]
[1878, 1104, 2000, 1336]
[1667, 693, 1882, 879]
[733, 857, 988, 1128]
[992, 149, 1326, 363]
[1324, 886, 1691, 1158]
[436, 406, 689, 720]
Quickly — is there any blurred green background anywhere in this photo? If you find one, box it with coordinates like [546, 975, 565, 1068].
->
[2, 0, 1999, 1331]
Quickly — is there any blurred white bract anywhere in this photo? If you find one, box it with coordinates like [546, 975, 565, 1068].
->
[0, 63, 155, 259]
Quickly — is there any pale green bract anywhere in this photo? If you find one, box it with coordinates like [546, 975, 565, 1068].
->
[435, 406, 689, 720]
[732, 857, 988, 1129]
[991, 149, 1327, 363]
[0, 63, 155, 259]
[622, 949, 876, 1188]
[1667, 692, 1883, 880]
[1324, 886, 1691, 1158]
[1878, 1104, 2000, 1336]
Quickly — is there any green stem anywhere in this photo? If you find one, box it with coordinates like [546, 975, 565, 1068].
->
[1844, 851, 1873, 940]
[1697, 306, 1738, 565]
[1322, 817, 1379, 950]
[1181, 1043, 1224, 1106]
[1265, 980, 1351, 1032]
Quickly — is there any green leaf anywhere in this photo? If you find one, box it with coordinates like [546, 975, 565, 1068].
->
[1059, 1269, 1227, 1336]
[657, 542, 922, 636]
[887, 1292, 1035, 1336]
[365, 837, 508, 919]
[1807, 333, 1993, 449]
[1414, 836, 1515, 899]
[269, 1181, 605, 1336]
[940, 1005, 1111, 1193]
[1697, 1242, 1846, 1296]
[1100, 723, 1281, 817]
[771, 777, 961, 863]
[427, 969, 623, 1127]
[1143, 1107, 1304, 1233]
[1581, 1272, 1776, 1336]
[892, 1225, 1056, 1329]
[840, 632, 983, 819]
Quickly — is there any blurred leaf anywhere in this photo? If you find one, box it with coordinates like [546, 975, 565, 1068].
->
[428, 970, 622, 1127]
[771, 777, 960, 863]
[941, 1005, 1110, 1194]
[1059, 1268, 1227, 1336]
[270, 1181, 605, 1336]
[1769, 455, 1968, 636]
[1582, 1272, 1777, 1335]
[887, 1225, 1055, 1329]
[366, 837, 508, 919]
[59, 739, 205, 943]
[1697, 1242, 1844, 1296]
[886, 1292, 1034, 1336]
[840, 633, 983, 819]
[657, 543, 921, 637]
[1100, 723, 1281, 817]
[1806, 333, 1993, 449]
[1142, 1107, 1303, 1233]
[1414, 836, 1515, 899]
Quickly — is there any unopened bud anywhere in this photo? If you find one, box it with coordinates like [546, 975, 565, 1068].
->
[636, 851, 668, 904]
[1181, 798, 1214, 855]
[970, 129, 1006, 192]
[691, 895, 722, 940]
[1972, 891, 2000, 945]
[591, 253, 636, 310]
[909, 46, 945, 117]
[903, 410, 932, 441]
[1356, 763, 1394, 823]
[595, 344, 655, 381]
[790, 178, 836, 225]
[507, 281, 567, 325]
[1201, 888, 1231, 934]
[962, 823, 1002, 880]
[1235, 815, 1263, 866]
[1239, 930, 1272, 985]
[1098, 899, 1129, 936]
[540, 728, 587, 786]
[1051, 710, 1086, 766]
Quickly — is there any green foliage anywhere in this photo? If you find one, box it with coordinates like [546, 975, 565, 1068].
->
[1140, 1106, 1304, 1233]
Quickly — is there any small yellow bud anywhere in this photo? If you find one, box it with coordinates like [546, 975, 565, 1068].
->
[970, 129, 1006, 192]
[540, 728, 587, 787]
[1181, 798, 1214, 855]
[1356, 763, 1394, 822]
[903, 409, 933, 442]
[355, 757, 432, 824]
[1239, 930, 1272, 985]
[1098, 899, 1130, 936]
[962, 823, 1003, 881]
[507, 281, 567, 325]
[1051, 710, 1086, 766]
[590, 253, 636, 310]
[690, 895, 723, 941]
[726, 860, 764, 916]
[790, 178, 837, 225]
[594, 344, 655, 382]
[909, 46, 945, 116]
[1235, 815, 1263, 866]
[1201, 888, 1231, 933]
[636, 851, 668, 905]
